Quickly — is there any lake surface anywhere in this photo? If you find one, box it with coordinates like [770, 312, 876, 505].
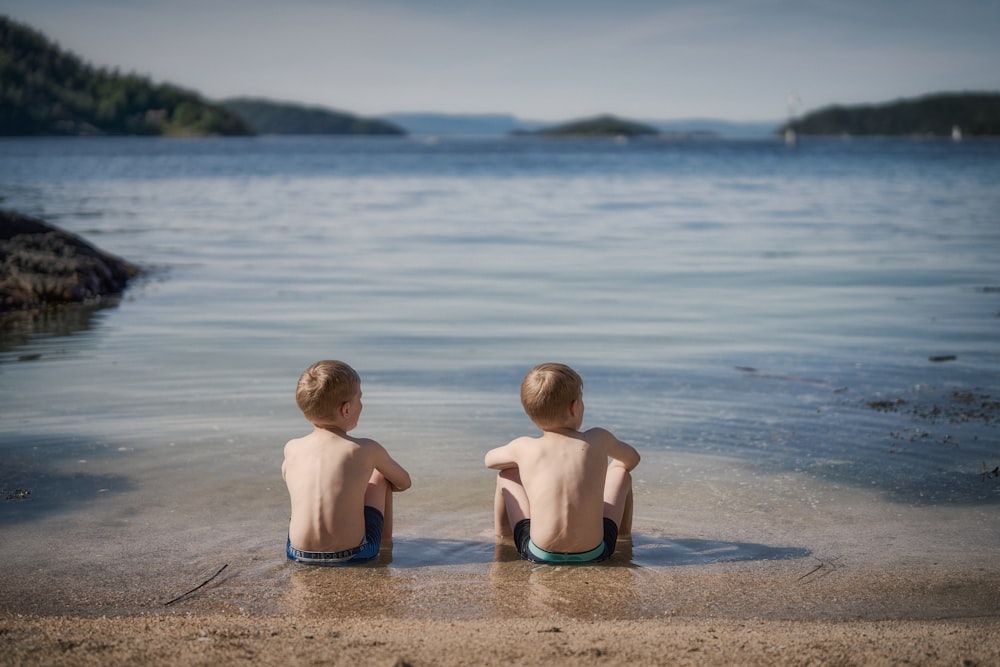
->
[1, 135, 998, 614]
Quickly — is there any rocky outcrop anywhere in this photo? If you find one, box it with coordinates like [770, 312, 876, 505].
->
[0, 210, 141, 312]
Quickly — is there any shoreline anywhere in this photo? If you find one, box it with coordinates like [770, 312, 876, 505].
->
[4, 432, 998, 666]
[3, 550, 998, 666]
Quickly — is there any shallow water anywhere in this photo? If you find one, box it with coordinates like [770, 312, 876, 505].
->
[1, 136, 998, 616]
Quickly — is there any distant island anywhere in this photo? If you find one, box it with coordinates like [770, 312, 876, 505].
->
[384, 114, 777, 138]
[220, 98, 405, 135]
[383, 112, 543, 136]
[526, 114, 662, 138]
[0, 16, 250, 137]
[782, 92, 1000, 137]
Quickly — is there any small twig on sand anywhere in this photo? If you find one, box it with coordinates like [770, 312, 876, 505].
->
[164, 564, 229, 606]
[797, 556, 838, 583]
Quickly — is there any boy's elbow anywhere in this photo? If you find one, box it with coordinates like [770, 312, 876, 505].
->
[621, 449, 640, 471]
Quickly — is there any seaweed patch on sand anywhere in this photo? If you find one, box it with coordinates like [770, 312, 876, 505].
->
[866, 389, 1000, 426]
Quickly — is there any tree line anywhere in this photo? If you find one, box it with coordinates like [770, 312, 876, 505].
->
[783, 93, 1000, 137]
[0, 15, 251, 136]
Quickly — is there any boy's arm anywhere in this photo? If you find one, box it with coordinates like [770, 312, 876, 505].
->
[484, 441, 520, 471]
[372, 442, 412, 492]
[280, 441, 292, 481]
[590, 428, 640, 471]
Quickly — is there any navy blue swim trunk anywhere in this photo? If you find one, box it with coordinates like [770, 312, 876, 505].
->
[286, 506, 384, 565]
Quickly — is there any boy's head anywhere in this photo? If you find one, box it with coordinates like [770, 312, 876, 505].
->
[295, 360, 361, 423]
[520, 362, 583, 427]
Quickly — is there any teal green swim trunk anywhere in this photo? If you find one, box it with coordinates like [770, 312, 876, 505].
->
[513, 518, 618, 564]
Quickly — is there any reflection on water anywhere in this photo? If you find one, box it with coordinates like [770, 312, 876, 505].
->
[0, 300, 115, 359]
[282, 556, 413, 619]
[386, 537, 496, 568]
[480, 534, 811, 620]
[628, 534, 809, 567]
[272, 530, 813, 622]
[488, 557, 641, 620]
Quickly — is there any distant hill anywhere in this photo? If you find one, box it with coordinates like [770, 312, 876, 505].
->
[532, 114, 661, 138]
[386, 113, 776, 138]
[783, 92, 1000, 137]
[383, 112, 544, 136]
[221, 98, 405, 135]
[0, 16, 251, 136]
[649, 119, 778, 138]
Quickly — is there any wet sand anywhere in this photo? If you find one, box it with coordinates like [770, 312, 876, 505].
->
[2, 537, 999, 666]
[2, 393, 998, 665]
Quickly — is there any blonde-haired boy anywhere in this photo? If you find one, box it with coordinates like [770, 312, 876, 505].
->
[282, 360, 411, 565]
[485, 363, 640, 563]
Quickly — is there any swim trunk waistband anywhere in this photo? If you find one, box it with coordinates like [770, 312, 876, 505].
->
[527, 538, 606, 563]
[286, 506, 384, 565]
[286, 538, 366, 563]
[513, 517, 619, 564]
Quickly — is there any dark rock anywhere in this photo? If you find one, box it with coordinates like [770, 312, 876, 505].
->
[0, 210, 141, 312]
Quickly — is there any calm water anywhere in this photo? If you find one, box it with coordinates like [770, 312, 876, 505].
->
[1, 136, 998, 600]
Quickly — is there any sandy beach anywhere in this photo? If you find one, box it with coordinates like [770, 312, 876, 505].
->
[3, 410, 998, 666]
[3, 541, 999, 666]
[4, 614, 999, 666]
[3, 431, 999, 666]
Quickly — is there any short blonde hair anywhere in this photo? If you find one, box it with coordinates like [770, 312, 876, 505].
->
[520, 362, 583, 425]
[295, 360, 360, 422]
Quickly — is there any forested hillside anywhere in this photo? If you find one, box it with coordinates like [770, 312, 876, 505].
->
[0, 16, 251, 136]
[220, 98, 404, 135]
[783, 92, 1000, 136]
[532, 114, 661, 137]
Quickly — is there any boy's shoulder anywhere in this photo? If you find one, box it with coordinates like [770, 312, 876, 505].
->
[519, 430, 591, 452]
[487, 434, 541, 458]
[581, 426, 614, 440]
[285, 428, 379, 450]
[351, 436, 385, 454]
[506, 433, 559, 451]
[284, 432, 387, 470]
[579, 427, 622, 449]
[283, 432, 313, 452]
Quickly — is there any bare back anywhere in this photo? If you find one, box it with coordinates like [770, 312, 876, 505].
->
[487, 428, 631, 553]
[282, 428, 400, 552]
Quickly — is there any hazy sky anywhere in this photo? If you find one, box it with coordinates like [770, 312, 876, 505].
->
[3, 0, 998, 122]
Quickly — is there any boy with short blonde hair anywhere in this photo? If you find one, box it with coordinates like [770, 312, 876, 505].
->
[519, 363, 583, 424]
[295, 360, 361, 423]
[485, 362, 640, 564]
[283, 360, 411, 565]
